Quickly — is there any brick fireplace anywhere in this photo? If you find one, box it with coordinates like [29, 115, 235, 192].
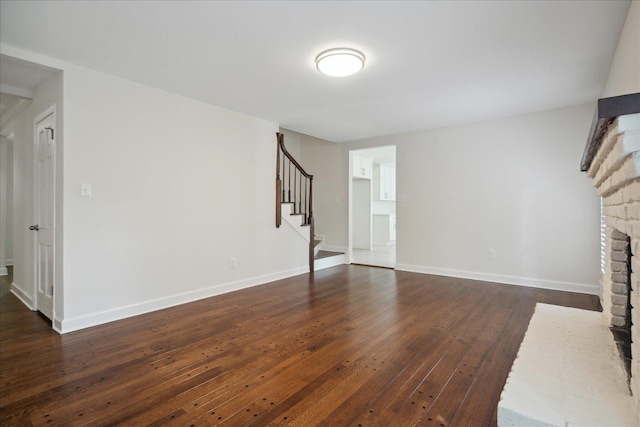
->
[605, 228, 633, 379]
[582, 93, 640, 417]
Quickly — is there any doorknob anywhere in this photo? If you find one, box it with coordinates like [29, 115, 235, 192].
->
[29, 225, 39, 231]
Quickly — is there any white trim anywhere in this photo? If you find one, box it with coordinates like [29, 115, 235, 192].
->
[58, 266, 308, 334]
[0, 267, 7, 276]
[0, 83, 34, 101]
[11, 283, 35, 309]
[52, 317, 63, 333]
[5, 259, 13, 266]
[315, 253, 348, 271]
[394, 263, 598, 295]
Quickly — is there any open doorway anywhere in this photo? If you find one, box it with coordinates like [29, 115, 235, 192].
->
[349, 146, 396, 268]
[1, 55, 62, 330]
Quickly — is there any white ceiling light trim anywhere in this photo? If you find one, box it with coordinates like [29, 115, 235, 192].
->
[315, 48, 365, 77]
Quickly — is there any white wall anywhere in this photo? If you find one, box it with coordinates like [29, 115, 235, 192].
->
[602, 0, 640, 97]
[340, 103, 601, 293]
[59, 64, 308, 332]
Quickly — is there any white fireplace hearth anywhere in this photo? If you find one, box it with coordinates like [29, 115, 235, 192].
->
[498, 303, 636, 426]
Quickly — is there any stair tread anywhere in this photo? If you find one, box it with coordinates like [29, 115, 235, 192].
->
[314, 250, 344, 260]
[313, 240, 322, 247]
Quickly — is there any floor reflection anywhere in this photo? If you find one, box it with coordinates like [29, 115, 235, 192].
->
[352, 244, 395, 268]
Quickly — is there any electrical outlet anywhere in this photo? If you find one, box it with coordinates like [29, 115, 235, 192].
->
[489, 250, 496, 259]
[229, 257, 237, 268]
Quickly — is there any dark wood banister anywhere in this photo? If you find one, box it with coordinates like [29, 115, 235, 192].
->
[275, 132, 315, 272]
[276, 133, 313, 179]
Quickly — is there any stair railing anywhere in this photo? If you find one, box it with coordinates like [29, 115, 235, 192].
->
[275, 132, 315, 272]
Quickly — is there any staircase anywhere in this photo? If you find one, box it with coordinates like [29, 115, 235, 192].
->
[275, 132, 345, 272]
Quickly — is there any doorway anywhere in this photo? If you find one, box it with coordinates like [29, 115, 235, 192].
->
[349, 146, 396, 268]
[1, 55, 62, 330]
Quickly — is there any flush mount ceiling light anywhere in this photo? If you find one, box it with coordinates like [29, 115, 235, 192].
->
[315, 48, 365, 77]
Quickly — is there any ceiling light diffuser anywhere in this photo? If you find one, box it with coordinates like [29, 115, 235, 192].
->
[315, 48, 365, 77]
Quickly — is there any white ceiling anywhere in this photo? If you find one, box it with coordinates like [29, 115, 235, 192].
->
[0, 1, 631, 143]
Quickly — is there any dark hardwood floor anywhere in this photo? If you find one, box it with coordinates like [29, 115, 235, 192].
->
[0, 265, 600, 426]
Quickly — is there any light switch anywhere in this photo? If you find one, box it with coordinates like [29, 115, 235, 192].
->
[81, 183, 92, 197]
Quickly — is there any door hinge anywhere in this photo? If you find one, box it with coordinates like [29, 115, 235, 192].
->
[49, 286, 54, 296]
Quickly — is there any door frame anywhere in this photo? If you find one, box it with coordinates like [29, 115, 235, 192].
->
[32, 105, 56, 323]
[348, 145, 397, 268]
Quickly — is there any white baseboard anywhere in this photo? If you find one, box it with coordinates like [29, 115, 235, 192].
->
[11, 282, 35, 310]
[0, 267, 7, 276]
[58, 266, 309, 334]
[394, 263, 598, 295]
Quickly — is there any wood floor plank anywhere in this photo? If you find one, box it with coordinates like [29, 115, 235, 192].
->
[369, 284, 501, 426]
[0, 265, 601, 426]
[339, 281, 495, 426]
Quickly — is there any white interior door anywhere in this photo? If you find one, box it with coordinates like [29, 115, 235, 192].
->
[34, 111, 55, 320]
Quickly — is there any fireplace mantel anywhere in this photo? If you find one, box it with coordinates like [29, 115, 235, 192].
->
[581, 92, 640, 172]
